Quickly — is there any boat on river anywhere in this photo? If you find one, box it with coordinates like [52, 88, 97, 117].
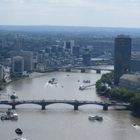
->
[88, 115, 103, 121]
[10, 92, 18, 100]
[15, 128, 23, 135]
[1, 109, 18, 121]
[48, 78, 57, 84]
[132, 124, 140, 129]
[83, 80, 90, 83]
[79, 85, 86, 90]
[15, 137, 27, 140]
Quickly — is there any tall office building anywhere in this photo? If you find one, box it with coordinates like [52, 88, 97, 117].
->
[12, 56, 24, 75]
[82, 48, 91, 66]
[64, 40, 74, 54]
[72, 46, 80, 58]
[9, 50, 33, 72]
[114, 35, 131, 85]
[19, 51, 33, 72]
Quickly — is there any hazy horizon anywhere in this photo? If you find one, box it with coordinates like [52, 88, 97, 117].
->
[0, 0, 140, 28]
[0, 25, 140, 29]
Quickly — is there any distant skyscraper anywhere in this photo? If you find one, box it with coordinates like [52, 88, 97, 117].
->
[15, 34, 22, 51]
[1, 39, 6, 48]
[9, 50, 33, 72]
[12, 56, 24, 75]
[72, 46, 80, 58]
[114, 35, 131, 85]
[82, 49, 91, 66]
[19, 51, 33, 72]
[64, 40, 74, 54]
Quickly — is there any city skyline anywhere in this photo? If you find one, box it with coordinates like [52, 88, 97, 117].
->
[0, 0, 140, 28]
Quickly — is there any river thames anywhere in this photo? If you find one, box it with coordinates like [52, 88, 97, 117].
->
[0, 70, 140, 140]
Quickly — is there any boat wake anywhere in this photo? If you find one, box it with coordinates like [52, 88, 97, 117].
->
[44, 82, 54, 87]
[44, 82, 62, 88]
[132, 124, 140, 129]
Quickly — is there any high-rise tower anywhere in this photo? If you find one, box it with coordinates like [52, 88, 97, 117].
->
[12, 56, 24, 75]
[114, 35, 131, 85]
[82, 48, 91, 66]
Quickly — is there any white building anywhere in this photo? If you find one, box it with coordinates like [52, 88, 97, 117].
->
[3, 66, 11, 83]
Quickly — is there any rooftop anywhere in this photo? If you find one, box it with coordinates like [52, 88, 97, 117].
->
[120, 74, 140, 83]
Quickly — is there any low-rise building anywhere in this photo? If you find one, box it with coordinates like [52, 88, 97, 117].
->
[131, 59, 140, 72]
[119, 74, 140, 91]
[36, 63, 47, 72]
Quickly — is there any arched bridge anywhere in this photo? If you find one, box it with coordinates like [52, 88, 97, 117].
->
[0, 100, 130, 111]
[57, 65, 113, 73]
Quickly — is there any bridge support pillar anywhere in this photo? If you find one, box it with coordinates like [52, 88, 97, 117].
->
[96, 70, 101, 74]
[103, 104, 108, 111]
[12, 104, 16, 109]
[66, 68, 71, 72]
[74, 105, 78, 110]
[42, 105, 46, 110]
[81, 68, 85, 73]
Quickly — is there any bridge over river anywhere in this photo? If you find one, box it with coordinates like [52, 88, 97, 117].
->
[57, 65, 113, 73]
[0, 99, 130, 111]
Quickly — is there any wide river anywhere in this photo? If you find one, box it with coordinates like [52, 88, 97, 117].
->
[0, 70, 140, 140]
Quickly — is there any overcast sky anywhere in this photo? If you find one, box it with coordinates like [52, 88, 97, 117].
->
[0, 0, 140, 28]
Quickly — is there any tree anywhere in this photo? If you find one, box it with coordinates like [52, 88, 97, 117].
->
[131, 94, 140, 117]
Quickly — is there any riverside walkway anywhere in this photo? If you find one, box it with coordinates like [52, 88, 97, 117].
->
[0, 99, 130, 111]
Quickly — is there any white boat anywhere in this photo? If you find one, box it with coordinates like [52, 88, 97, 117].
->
[132, 124, 140, 129]
[15, 137, 27, 140]
[88, 115, 103, 121]
[79, 85, 86, 90]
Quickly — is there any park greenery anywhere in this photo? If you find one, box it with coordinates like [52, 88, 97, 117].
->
[96, 72, 140, 117]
